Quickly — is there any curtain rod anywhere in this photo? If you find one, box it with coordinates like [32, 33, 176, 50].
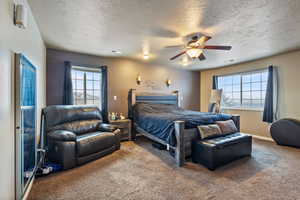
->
[72, 65, 102, 72]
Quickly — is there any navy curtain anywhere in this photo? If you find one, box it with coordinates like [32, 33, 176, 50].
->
[101, 66, 108, 122]
[63, 61, 73, 105]
[263, 66, 274, 123]
[212, 75, 218, 89]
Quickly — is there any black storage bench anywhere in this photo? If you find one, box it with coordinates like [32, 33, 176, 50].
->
[192, 133, 252, 170]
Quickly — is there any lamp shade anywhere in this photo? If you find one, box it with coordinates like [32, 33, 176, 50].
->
[210, 89, 222, 103]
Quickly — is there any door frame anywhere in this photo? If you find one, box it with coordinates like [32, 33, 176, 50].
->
[14, 53, 37, 200]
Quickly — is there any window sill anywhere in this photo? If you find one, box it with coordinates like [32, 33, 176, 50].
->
[221, 107, 264, 112]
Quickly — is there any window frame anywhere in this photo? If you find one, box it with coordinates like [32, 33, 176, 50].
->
[217, 68, 268, 111]
[71, 65, 102, 107]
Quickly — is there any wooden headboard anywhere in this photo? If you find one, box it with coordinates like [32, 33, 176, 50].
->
[128, 89, 180, 119]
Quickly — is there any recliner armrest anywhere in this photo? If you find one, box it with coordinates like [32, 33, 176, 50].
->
[98, 123, 119, 132]
[48, 130, 77, 142]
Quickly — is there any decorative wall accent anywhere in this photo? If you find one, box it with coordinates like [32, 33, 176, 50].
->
[142, 79, 163, 90]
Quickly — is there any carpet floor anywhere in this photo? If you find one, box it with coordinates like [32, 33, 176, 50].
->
[28, 137, 300, 200]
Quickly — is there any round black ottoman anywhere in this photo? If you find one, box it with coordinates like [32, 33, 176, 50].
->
[270, 118, 300, 148]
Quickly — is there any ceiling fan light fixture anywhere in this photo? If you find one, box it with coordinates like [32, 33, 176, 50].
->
[169, 35, 231, 62]
[186, 48, 202, 59]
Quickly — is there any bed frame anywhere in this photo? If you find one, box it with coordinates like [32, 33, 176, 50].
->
[128, 89, 240, 167]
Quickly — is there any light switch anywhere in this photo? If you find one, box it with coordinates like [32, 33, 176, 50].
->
[113, 96, 117, 101]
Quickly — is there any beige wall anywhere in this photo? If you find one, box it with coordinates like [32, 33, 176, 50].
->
[200, 50, 300, 138]
[0, 0, 46, 199]
[46, 49, 200, 115]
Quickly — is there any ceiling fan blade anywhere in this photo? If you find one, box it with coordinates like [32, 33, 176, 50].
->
[198, 53, 206, 61]
[165, 45, 185, 48]
[198, 36, 212, 44]
[170, 51, 186, 60]
[203, 45, 232, 50]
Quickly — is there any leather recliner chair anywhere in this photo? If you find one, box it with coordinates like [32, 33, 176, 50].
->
[42, 105, 121, 169]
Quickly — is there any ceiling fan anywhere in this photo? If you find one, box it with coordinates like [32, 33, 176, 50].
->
[168, 34, 232, 61]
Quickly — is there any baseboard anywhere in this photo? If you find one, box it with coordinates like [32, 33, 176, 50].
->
[251, 134, 274, 142]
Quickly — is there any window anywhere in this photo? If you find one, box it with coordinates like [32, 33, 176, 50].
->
[217, 69, 268, 110]
[71, 66, 102, 106]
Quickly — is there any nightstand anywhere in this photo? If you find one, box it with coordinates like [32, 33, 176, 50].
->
[109, 119, 132, 141]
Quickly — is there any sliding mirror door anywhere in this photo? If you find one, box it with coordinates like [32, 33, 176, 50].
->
[15, 54, 37, 200]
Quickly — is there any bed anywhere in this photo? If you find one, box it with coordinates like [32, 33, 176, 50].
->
[128, 89, 240, 167]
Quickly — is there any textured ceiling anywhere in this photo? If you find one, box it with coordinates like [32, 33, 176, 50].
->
[28, 0, 300, 70]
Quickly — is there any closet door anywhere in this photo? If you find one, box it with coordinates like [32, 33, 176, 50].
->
[15, 54, 37, 200]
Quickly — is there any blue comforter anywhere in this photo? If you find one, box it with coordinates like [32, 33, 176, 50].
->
[133, 103, 232, 145]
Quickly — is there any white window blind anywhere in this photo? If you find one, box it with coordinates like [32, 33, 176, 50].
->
[71, 66, 102, 106]
[217, 69, 268, 110]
